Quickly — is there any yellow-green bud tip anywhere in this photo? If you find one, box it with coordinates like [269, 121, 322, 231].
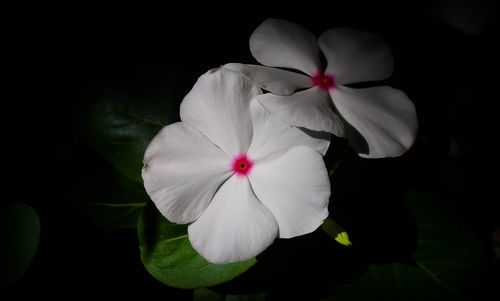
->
[321, 217, 352, 247]
[334, 231, 352, 247]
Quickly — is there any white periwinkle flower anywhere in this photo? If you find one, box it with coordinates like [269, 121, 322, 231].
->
[142, 67, 330, 264]
[226, 18, 418, 158]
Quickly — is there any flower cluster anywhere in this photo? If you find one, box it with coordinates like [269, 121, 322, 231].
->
[142, 19, 417, 264]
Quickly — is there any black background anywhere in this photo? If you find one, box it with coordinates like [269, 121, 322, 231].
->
[9, 1, 498, 300]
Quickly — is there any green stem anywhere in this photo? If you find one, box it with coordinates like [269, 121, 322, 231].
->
[328, 160, 342, 177]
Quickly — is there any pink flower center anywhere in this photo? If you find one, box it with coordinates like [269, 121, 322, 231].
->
[232, 154, 254, 177]
[312, 73, 335, 91]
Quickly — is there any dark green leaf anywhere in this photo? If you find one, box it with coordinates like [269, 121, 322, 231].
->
[329, 191, 487, 301]
[194, 288, 268, 301]
[138, 204, 256, 289]
[82, 72, 180, 183]
[0, 203, 40, 285]
[76, 169, 149, 231]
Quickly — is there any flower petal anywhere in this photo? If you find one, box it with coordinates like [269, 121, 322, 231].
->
[247, 99, 330, 159]
[180, 67, 261, 157]
[188, 176, 278, 264]
[318, 28, 394, 85]
[224, 63, 313, 96]
[248, 146, 330, 238]
[330, 85, 418, 158]
[249, 18, 321, 76]
[256, 87, 345, 137]
[142, 122, 232, 224]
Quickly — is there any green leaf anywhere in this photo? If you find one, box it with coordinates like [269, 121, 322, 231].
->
[76, 169, 149, 231]
[82, 75, 180, 183]
[327, 191, 487, 301]
[0, 203, 41, 285]
[138, 204, 257, 289]
[193, 288, 268, 301]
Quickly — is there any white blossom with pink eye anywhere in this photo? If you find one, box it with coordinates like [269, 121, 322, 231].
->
[142, 67, 330, 264]
[226, 18, 418, 158]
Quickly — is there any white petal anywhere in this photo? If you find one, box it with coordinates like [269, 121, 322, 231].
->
[249, 18, 321, 76]
[256, 87, 345, 137]
[248, 146, 330, 238]
[318, 28, 394, 85]
[142, 122, 233, 224]
[188, 176, 278, 264]
[247, 99, 330, 159]
[180, 67, 261, 157]
[330, 85, 418, 158]
[224, 63, 313, 96]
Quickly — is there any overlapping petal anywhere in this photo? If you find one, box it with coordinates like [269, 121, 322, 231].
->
[256, 87, 344, 137]
[250, 18, 321, 76]
[188, 176, 278, 264]
[224, 63, 313, 96]
[180, 68, 261, 157]
[247, 99, 330, 159]
[318, 28, 394, 85]
[142, 122, 233, 224]
[330, 85, 418, 158]
[248, 146, 330, 239]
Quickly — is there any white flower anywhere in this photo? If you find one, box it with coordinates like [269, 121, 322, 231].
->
[226, 19, 418, 158]
[142, 67, 331, 264]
